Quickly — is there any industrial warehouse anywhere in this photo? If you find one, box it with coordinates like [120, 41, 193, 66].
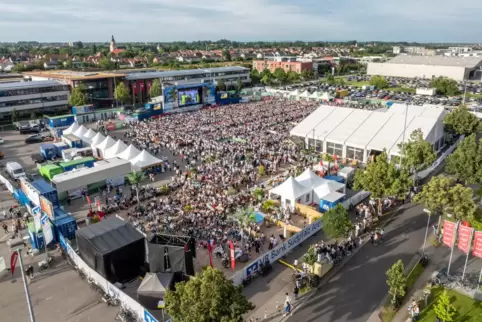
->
[367, 55, 482, 81]
[290, 104, 446, 163]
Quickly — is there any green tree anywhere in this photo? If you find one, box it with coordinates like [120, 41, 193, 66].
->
[69, 85, 88, 106]
[370, 75, 389, 89]
[99, 56, 115, 69]
[354, 151, 409, 204]
[64, 60, 72, 69]
[222, 49, 231, 61]
[398, 129, 436, 177]
[433, 290, 456, 322]
[273, 68, 287, 83]
[217, 79, 226, 91]
[258, 165, 265, 176]
[165, 267, 254, 322]
[127, 171, 144, 206]
[301, 69, 313, 80]
[430, 77, 460, 96]
[251, 188, 264, 202]
[445, 134, 481, 184]
[260, 74, 271, 85]
[92, 44, 97, 55]
[443, 105, 481, 136]
[11, 108, 18, 124]
[250, 69, 261, 84]
[335, 78, 346, 86]
[114, 82, 131, 106]
[322, 203, 352, 239]
[386, 260, 407, 307]
[286, 71, 299, 83]
[326, 74, 336, 84]
[235, 78, 243, 94]
[149, 79, 162, 98]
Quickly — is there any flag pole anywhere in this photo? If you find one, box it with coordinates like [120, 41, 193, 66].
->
[447, 220, 458, 276]
[462, 228, 473, 280]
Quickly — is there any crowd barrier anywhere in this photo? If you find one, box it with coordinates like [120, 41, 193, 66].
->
[0, 174, 15, 194]
[57, 233, 159, 322]
[231, 219, 323, 286]
[417, 136, 464, 181]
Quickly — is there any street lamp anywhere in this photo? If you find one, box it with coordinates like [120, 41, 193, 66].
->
[10, 242, 36, 322]
[422, 208, 431, 254]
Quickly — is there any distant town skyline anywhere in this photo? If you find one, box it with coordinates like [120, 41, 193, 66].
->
[1, 0, 481, 43]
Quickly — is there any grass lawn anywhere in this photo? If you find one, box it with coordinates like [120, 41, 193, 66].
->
[406, 263, 425, 290]
[346, 80, 371, 86]
[418, 287, 482, 322]
[467, 93, 482, 99]
[388, 87, 416, 93]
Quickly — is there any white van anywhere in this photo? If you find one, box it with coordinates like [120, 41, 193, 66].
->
[6, 162, 26, 180]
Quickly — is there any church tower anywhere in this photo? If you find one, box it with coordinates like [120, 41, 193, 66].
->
[110, 35, 117, 53]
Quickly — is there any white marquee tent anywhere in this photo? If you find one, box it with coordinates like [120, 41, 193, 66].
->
[130, 150, 163, 170]
[63, 123, 79, 135]
[313, 180, 346, 204]
[103, 140, 128, 159]
[117, 144, 141, 161]
[90, 133, 106, 147]
[295, 169, 326, 190]
[298, 91, 311, 99]
[93, 136, 116, 157]
[269, 176, 312, 210]
[289, 89, 300, 97]
[73, 125, 88, 139]
[84, 129, 97, 139]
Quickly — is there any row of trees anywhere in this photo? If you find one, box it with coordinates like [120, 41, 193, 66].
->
[251, 68, 313, 85]
[69, 79, 163, 107]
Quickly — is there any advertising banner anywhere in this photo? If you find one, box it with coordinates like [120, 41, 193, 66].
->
[32, 206, 42, 232]
[40, 196, 55, 221]
[10, 251, 18, 275]
[19, 178, 40, 206]
[457, 225, 473, 254]
[442, 220, 457, 247]
[40, 213, 54, 245]
[229, 240, 235, 270]
[473, 231, 482, 258]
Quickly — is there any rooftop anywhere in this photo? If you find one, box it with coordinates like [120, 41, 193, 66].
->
[386, 55, 482, 68]
[0, 80, 65, 90]
[22, 70, 125, 80]
[124, 66, 250, 81]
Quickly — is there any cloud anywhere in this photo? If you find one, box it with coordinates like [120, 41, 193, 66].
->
[0, 0, 480, 42]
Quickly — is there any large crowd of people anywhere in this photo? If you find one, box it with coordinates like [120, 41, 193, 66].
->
[120, 99, 318, 251]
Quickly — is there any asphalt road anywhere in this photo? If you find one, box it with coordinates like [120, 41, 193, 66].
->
[286, 203, 437, 322]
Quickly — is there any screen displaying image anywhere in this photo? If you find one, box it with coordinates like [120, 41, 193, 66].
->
[178, 89, 201, 107]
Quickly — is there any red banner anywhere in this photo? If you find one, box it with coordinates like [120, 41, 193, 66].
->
[132, 83, 137, 94]
[147, 81, 152, 94]
[457, 225, 473, 254]
[10, 251, 18, 274]
[442, 220, 456, 247]
[229, 240, 235, 270]
[139, 82, 145, 92]
[473, 231, 482, 258]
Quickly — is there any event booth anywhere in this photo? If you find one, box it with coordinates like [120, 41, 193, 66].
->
[130, 150, 164, 171]
[93, 136, 116, 158]
[137, 273, 174, 310]
[104, 140, 128, 159]
[269, 176, 312, 211]
[117, 144, 142, 161]
[63, 122, 79, 136]
[76, 218, 146, 283]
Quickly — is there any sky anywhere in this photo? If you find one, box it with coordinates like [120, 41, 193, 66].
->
[0, 0, 481, 43]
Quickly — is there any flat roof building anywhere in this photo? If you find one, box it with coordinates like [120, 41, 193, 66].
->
[367, 55, 482, 81]
[0, 80, 70, 121]
[290, 104, 446, 163]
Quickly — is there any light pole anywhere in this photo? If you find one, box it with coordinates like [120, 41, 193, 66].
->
[422, 209, 431, 254]
[13, 248, 36, 322]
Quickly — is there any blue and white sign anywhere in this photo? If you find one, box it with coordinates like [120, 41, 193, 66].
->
[33, 206, 42, 232]
[40, 213, 54, 245]
[243, 219, 323, 279]
[144, 310, 159, 322]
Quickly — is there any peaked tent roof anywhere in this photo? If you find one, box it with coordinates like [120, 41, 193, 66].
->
[137, 272, 173, 296]
[270, 176, 312, 200]
[320, 92, 333, 100]
[104, 140, 128, 159]
[84, 128, 97, 139]
[289, 89, 300, 96]
[117, 144, 141, 161]
[63, 123, 79, 135]
[309, 91, 320, 99]
[90, 133, 106, 146]
[298, 90, 311, 98]
[130, 150, 163, 168]
[73, 125, 88, 139]
[295, 169, 326, 189]
[313, 180, 345, 199]
[95, 136, 116, 151]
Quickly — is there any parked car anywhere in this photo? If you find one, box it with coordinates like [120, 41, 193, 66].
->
[25, 136, 43, 144]
[31, 153, 45, 164]
[0, 137, 4, 144]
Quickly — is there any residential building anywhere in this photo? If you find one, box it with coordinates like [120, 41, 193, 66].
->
[23, 70, 126, 108]
[392, 46, 436, 56]
[252, 56, 313, 74]
[0, 80, 70, 121]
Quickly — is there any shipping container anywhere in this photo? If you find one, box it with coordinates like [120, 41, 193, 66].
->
[31, 179, 59, 207]
[53, 212, 77, 241]
[59, 157, 96, 172]
[27, 221, 56, 249]
[53, 142, 69, 157]
[48, 115, 75, 129]
[40, 143, 57, 160]
[39, 164, 64, 181]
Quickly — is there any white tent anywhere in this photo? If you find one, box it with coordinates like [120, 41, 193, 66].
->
[298, 91, 311, 99]
[320, 92, 333, 101]
[117, 144, 141, 161]
[309, 91, 321, 100]
[295, 169, 326, 189]
[313, 180, 346, 204]
[90, 133, 106, 147]
[73, 125, 88, 139]
[84, 128, 97, 139]
[269, 176, 312, 210]
[103, 140, 128, 159]
[94, 136, 116, 152]
[289, 89, 300, 96]
[63, 123, 79, 135]
[130, 150, 163, 170]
